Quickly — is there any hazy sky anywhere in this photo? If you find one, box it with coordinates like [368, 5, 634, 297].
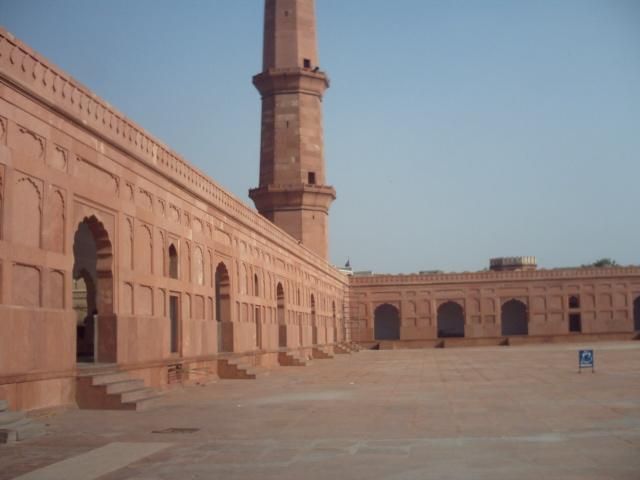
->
[2, 0, 639, 273]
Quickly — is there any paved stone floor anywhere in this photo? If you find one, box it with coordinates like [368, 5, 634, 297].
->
[2, 342, 640, 480]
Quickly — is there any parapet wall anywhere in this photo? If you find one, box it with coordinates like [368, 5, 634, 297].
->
[0, 29, 339, 279]
[350, 266, 640, 285]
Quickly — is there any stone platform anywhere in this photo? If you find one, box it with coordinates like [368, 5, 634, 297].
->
[1, 341, 639, 479]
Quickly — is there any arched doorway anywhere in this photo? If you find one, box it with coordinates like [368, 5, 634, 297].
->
[374, 304, 400, 340]
[634, 296, 640, 332]
[501, 299, 528, 336]
[311, 294, 317, 345]
[437, 301, 465, 338]
[72, 216, 114, 363]
[277, 283, 286, 347]
[215, 262, 232, 352]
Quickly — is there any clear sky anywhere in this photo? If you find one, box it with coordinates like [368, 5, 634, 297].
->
[2, 0, 639, 273]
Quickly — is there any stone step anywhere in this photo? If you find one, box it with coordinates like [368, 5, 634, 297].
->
[0, 400, 8, 412]
[0, 417, 45, 444]
[312, 347, 334, 360]
[77, 370, 162, 411]
[91, 371, 132, 386]
[105, 379, 145, 395]
[0, 429, 17, 443]
[280, 352, 310, 366]
[250, 366, 271, 376]
[218, 358, 267, 379]
[0, 411, 25, 426]
[128, 393, 164, 412]
[333, 344, 352, 355]
[15, 421, 45, 441]
[120, 387, 158, 403]
[1, 417, 31, 431]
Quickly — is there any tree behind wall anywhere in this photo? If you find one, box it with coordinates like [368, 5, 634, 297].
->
[582, 258, 619, 268]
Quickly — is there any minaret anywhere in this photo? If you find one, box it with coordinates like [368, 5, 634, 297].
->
[249, 0, 336, 259]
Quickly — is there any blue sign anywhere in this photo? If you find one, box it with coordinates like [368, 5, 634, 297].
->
[578, 349, 594, 372]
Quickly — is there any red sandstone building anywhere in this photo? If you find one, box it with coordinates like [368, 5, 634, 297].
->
[0, 0, 639, 416]
[350, 257, 640, 347]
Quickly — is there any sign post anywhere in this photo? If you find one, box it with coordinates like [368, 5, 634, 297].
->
[578, 349, 594, 373]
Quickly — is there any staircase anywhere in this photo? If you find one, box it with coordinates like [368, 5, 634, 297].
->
[333, 343, 355, 354]
[0, 400, 45, 444]
[278, 350, 311, 366]
[76, 368, 163, 411]
[217, 357, 269, 379]
[347, 342, 363, 352]
[312, 346, 334, 359]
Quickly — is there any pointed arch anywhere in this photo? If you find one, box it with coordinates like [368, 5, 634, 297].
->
[501, 299, 528, 336]
[374, 303, 400, 340]
[194, 246, 204, 285]
[135, 224, 153, 274]
[331, 300, 337, 343]
[437, 301, 465, 338]
[277, 282, 286, 347]
[215, 261, 233, 352]
[72, 215, 115, 363]
[311, 293, 317, 344]
[13, 176, 42, 248]
[46, 189, 65, 253]
[168, 243, 178, 279]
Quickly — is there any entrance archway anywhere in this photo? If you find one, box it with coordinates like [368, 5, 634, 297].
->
[374, 304, 400, 340]
[215, 262, 232, 352]
[437, 301, 465, 338]
[277, 283, 286, 347]
[311, 294, 317, 345]
[634, 296, 640, 332]
[72, 216, 114, 363]
[501, 299, 528, 336]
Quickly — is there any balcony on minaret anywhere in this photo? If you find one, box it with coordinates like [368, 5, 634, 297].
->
[251, 0, 335, 260]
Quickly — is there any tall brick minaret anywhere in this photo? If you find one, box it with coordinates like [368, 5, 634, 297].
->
[249, 0, 335, 259]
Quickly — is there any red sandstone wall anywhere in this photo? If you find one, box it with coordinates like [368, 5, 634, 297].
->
[349, 269, 640, 342]
[0, 29, 349, 410]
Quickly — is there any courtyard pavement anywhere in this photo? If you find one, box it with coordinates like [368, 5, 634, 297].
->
[2, 342, 640, 480]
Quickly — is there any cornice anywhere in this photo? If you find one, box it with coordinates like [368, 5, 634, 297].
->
[349, 267, 640, 287]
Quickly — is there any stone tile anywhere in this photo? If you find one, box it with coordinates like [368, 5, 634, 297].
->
[2, 343, 640, 480]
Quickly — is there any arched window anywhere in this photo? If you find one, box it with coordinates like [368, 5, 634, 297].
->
[254, 273, 259, 297]
[168, 244, 178, 279]
[568, 295, 580, 309]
